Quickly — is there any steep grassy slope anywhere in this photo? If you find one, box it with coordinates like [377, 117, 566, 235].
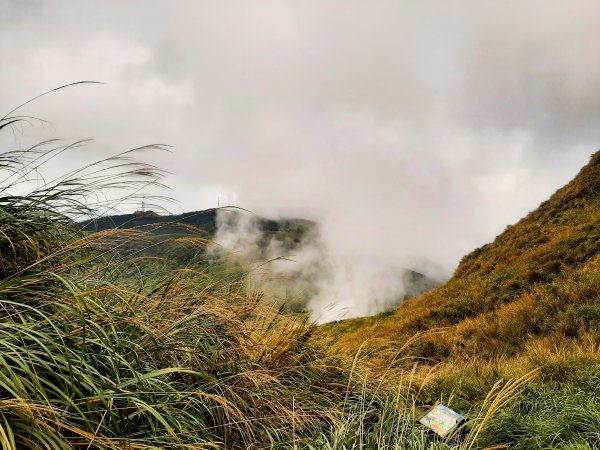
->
[324, 150, 600, 361]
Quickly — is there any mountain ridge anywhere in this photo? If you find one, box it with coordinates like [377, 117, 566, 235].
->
[81, 207, 316, 238]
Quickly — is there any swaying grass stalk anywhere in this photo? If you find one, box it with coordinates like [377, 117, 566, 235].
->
[461, 369, 539, 450]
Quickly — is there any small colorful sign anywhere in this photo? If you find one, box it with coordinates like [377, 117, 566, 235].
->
[418, 404, 465, 438]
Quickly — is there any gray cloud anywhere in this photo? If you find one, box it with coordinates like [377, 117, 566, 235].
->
[1, 0, 600, 319]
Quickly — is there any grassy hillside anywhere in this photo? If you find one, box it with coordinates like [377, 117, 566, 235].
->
[324, 151, 600, 359]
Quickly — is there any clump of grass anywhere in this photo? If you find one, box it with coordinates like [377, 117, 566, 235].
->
[479, 348, 600, 449]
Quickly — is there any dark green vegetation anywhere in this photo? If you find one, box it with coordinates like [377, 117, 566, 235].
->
[82, 208, 318, 281]
[83, 209, 220, 235]
[82, 208, 315, 242]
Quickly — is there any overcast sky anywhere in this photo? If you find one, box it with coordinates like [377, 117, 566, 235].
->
[1, 1, 600, 317]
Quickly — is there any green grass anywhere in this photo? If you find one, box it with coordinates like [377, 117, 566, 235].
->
[480, 357, 600, 449]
